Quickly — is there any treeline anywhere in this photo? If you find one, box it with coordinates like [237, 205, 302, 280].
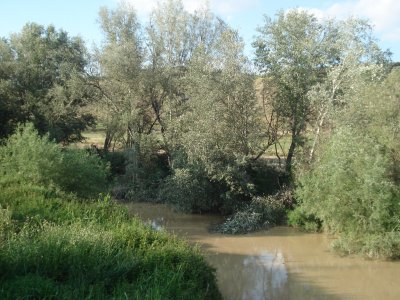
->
[1, 0, 399, 258]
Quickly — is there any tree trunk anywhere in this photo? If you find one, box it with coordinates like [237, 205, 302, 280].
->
[309, 109, 327, 163]
[103, 130, 113, 153]
[286, 138, 296, 174]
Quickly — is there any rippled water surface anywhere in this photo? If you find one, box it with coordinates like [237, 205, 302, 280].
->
[127, 203, 400, 300]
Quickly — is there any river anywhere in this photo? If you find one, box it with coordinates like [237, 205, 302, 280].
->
[127, 202, 400, 300]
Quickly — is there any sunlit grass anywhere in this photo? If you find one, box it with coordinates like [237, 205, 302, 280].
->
[79, 127, 106, 148]
[0, 184, 221, 299]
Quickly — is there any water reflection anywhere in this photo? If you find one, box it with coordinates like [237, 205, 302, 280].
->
[149, 217, 165, 231]
[207, 251, 288, 300]
[241, 251, 287, 300]
[127, 202, 400, 300]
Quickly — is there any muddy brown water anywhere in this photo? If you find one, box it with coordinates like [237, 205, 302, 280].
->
[127, 202, 400, 300]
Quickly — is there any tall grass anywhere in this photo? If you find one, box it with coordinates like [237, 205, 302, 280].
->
[0, 184, 221, 299]
[0, 125, 221, 299]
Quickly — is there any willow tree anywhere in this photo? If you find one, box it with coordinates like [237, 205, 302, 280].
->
[306, 18, 390, 163]
[253, 10, 390, 172]
[95, 2, 146, 151]
[254, 10, 325, 173]
[95, 0, 227, 158]
[176, 28, 262, 210]
[296, 69, 400, 259]
[143, 0, 226, 163]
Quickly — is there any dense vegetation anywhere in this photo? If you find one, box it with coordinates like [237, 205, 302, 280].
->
[0, 0, 399, 262]
[293, 70, 400, 259]
[0, 126, 221, 299]
[0, 24, 95, 143]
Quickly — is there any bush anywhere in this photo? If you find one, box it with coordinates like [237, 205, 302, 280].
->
[0, 184, 222, 299]
[0, 123, 110, 198]
[120, 139, 169, 202]
[248, 159, 290, 196]
[294, 69, 400, 259]
[159, 168, 220, 213]
[55, 148, 110, 198]
[296, 128, 400, 258]
[0, 123, 62, 187]
[104, 150, 126, 176]
[332, 231, 400, 259]
[287, 206, 322, 232]
[215, 191, 288, 234]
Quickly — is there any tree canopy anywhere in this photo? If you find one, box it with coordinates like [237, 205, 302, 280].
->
[0, 23, 94, 143]
[253, 10, 390, 172]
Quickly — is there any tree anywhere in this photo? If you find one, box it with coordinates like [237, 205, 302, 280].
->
[174, 28, 261, 211]
[94, 2, 146, 151]
[253, 11, 390, 173]
[306, 18, 390, 163]
[143, 0, 227, 164]
[295, 69, 400, 258]
[94, 1, 240, 203]
[0, 23, 94, 143]
[254, 10, 325, 173]
[94, 0, 226, 159]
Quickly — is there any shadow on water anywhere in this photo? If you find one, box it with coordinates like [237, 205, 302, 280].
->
[127, 202, 400, 300]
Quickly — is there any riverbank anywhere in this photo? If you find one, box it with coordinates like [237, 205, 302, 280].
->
[0, 124, 221, 299]
[0, 184, 221, 299]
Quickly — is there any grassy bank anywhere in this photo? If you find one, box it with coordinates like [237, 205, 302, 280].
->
[0, 125, 221, 299]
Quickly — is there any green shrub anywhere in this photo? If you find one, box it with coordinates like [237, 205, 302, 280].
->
[331, 231, 400, 259]
[103, 150, 126, 176]
[294, 69, 400, 259]
[121, 141, 169, 202]
[159, 168, 219, 213]
[248, 160, 290, 196]
[55, 148, 110, 198]
[215, 191, 287, 234]
[0, 184, 222, 299]
[0, 123, 61, 187]
[0, 124, 110, 198]
[296, 128, 400, 258]
[287, 206, 322, 232]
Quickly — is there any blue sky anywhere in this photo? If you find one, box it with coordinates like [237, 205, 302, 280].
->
[1, 0, 399, 61]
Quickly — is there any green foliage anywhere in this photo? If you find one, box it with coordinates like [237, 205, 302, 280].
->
[0, 124, 109, 198]
[121, 136, 170, 202]
[103, 150, 127, 176]
[287, 207, 322, 232]
[0, 184, 221, 299]
[295, 70, 400, 258]
[254, 10, 326, 172]
[159, 168, 219, 213]
[170, 28, 262, 213]
[248, 159, 290, 195]
[95, 1, 264, 214]
[0, 208, 12, 241]
[332, 232, 400, 260]
[55, 148, 110, 199]
[0, 184, 127, 228]
[0, 23, 95, 143]
[0, 123, 62, 187]
[215, 191, 288, 234]
[253, 10, 390, 172]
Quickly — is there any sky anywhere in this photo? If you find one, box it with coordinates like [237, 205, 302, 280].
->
[0, 0, 399, 61]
